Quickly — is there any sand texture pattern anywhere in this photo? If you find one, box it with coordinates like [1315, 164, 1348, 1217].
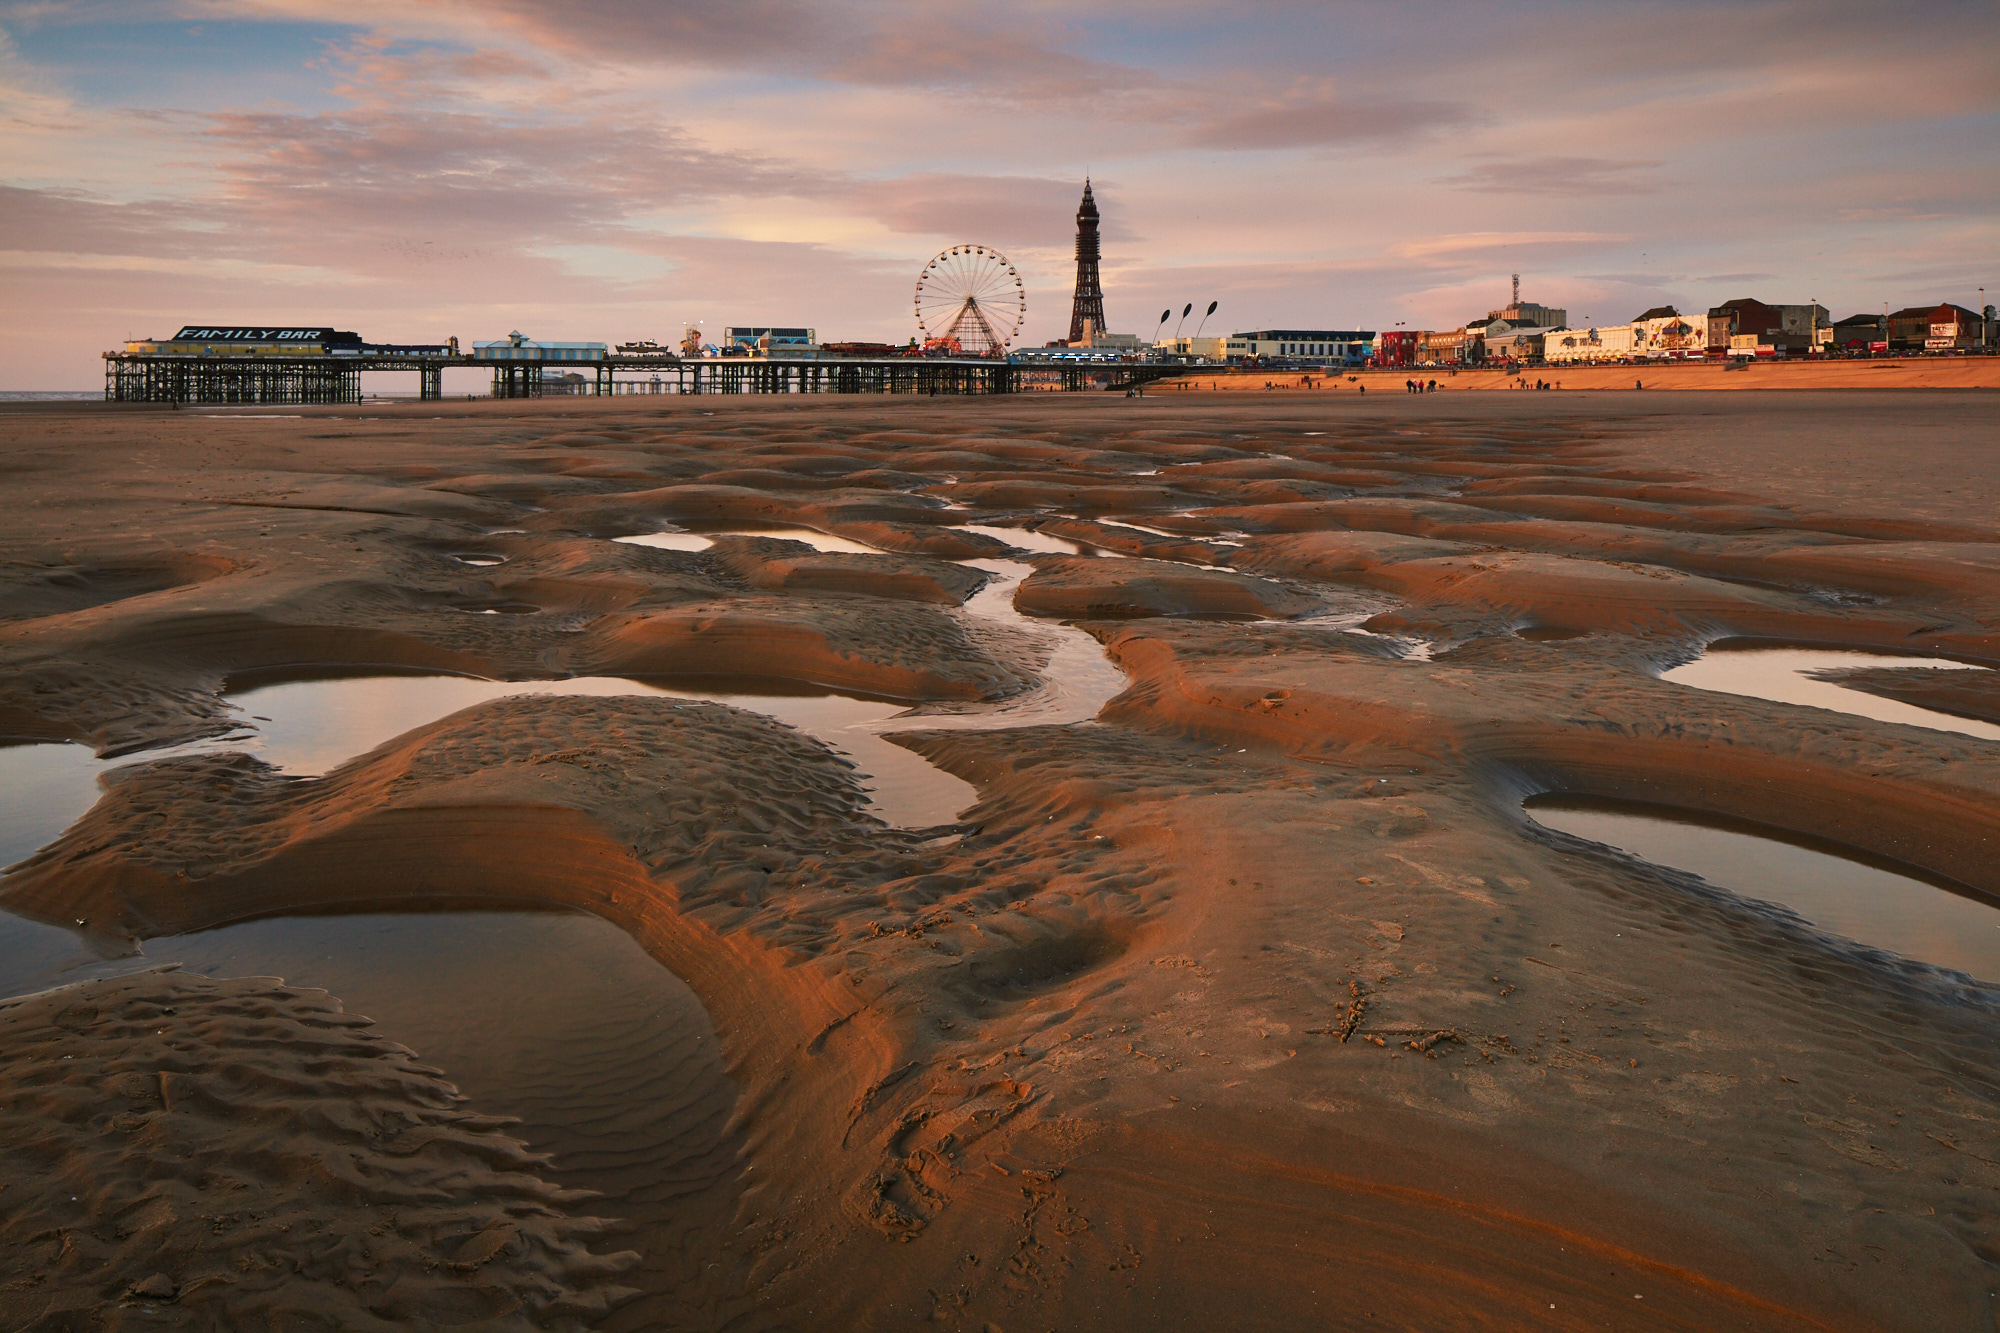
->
[0, 969, 636, 1331]
[1, 391, 1997, 1332]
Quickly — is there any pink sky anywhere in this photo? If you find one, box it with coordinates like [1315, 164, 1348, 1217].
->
[3, 1, 1995, 387]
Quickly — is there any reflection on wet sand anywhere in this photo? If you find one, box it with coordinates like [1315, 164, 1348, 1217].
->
[617, 524, 882, 554]
[952, 522, 1101, 556]
[1662, 643, 2000, 741]
[1528, 796, 2000, 980]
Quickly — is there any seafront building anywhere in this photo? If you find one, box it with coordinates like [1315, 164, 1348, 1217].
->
[1544, 326, 1633, 363]
[1704, 299, 1830, 354]
[1222, 331, 1373, 366]
[1544, 307, 1706, 364]
[1888, 303, 1986, 352]
[1372, 330, 1420, 367]
[1478, 328, 1549, 363]
[1423, 328, 1479, 364]
[1831, 313, 1888, 353]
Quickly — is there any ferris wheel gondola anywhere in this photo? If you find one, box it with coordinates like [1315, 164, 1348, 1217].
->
[914, 244, 1025, 357]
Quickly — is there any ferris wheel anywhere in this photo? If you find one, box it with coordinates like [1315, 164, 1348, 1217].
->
[914, 244, 1025, 356]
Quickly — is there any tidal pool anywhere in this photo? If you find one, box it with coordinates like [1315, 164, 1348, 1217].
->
[951, 523, 1101, 556]
[953, 558, 1127, 728]
[1527, 796, 2000, 981]
[1662, 644, 2000, 742]
[0, 554, 1127, 890]
[616, 524, 881, 554]
[221, 671, 974, 825]
[0, 542, 1135, 996]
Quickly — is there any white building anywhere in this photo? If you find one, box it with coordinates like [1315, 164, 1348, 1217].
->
[1543, 308, 1707, 364]
[1628, 307, 1707, 358]
[473, 331, 607, 362]
[1544, 325, 1632, 363]
[1223, 330, 1374, 365]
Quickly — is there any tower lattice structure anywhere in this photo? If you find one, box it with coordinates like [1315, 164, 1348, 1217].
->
[1067, 180, 1107, 344]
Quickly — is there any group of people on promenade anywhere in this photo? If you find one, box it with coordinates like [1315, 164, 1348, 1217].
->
[1405, 379, 1437, 393]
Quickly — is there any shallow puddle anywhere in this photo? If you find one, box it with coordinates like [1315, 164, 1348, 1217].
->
[0, 742, 109, 874]
[616, 524, 881, 554]
[223, 671, 970, 823]
[953, 559, 1128, 728]
[0, 743, 132, 994]
[1350, 626, 1435, 660]
[1662, 644, 2000, 742]
[0, 670, 963, 935]
[0, 730, 271, 872]
[614, 530, 714, 552]
[1528, 797, 2000, 981]
[1088, 519, 1207, 542]
[952, 523, 1100, 556]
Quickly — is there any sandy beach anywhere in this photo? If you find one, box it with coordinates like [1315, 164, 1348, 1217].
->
[2, 390, 1997, 1331]
[1164, 356, 2000, 394]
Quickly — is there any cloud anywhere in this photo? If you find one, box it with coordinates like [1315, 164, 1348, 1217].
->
[1696, 272, 1777, 284]
[1576, 272, 1684, 286]
[1441, 155, 1664, 196]
[217, 0, 1156, 103]
[0, 185, 217, 259]
[1389, 232, 1627, 261]
[1835, 207, 1957, 222]
[192, 103, 831, 245]
[1187, 84, 1473, 150]
[841, 173, 1086, 247]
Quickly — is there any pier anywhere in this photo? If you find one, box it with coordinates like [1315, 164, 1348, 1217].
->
[103, 348, 1190, 405]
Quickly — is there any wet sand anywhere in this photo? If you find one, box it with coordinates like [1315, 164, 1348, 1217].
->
[1, 391, 1997, 1330]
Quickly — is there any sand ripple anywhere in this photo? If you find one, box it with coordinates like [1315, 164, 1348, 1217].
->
[0, 968, 637, 1330]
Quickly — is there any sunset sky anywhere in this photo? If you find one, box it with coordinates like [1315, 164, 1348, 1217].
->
[3, 1, 1995, 387]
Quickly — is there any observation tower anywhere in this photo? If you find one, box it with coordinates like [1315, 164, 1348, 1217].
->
[1067, 180, 1107, 344]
